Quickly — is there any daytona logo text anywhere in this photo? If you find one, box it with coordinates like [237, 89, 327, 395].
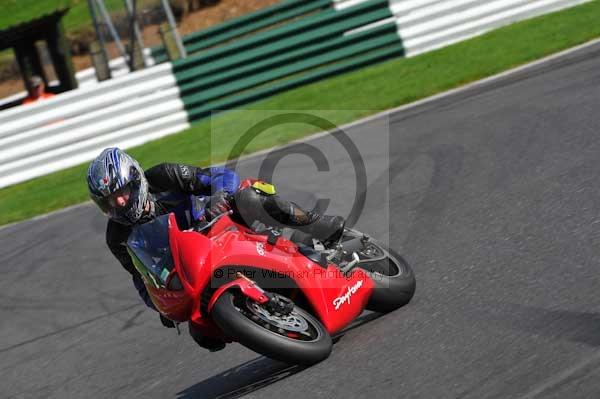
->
[333, 280, 363, 310]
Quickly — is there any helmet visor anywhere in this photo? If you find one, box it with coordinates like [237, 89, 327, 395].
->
[106, 184, 132, 210]
[96, 182, 143, 223]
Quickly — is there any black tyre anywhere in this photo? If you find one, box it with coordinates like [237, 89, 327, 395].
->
[345, 230, 416, 313]
[211, 291, 332, 365]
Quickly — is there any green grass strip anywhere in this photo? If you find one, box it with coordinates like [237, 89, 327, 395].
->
[1, 0, 600, 226]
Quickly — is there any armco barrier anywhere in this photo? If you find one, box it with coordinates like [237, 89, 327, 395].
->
[394, 0, 592, 56]
[0, 63, 188, 188]
[0, 49, 155, 109]
[0, 49, 157, 111]
[336, 0, 592, 56]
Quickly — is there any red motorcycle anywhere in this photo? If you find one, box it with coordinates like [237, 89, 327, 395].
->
[127, 183, 415, 365]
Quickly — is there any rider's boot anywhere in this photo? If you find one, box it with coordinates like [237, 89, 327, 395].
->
[188, 323, 226, 352]
[288, 204, 345, 244]
[233, 186, 345, 243]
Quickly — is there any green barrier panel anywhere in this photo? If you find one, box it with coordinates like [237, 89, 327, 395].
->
[173, 0, 388, 71]
[152, 0, 332, 63]
[185, 0, 332, 55]
[174, 7, 393, 85]
[178, 23, 398, 96]
[166, 0, 402, 125]
[172, 0, 391, 73]
[182, 0, 329, 45]
[182, 30, 401, 109]
[186, 43, 404, 121]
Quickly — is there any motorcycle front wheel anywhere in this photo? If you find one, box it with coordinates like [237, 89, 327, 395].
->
[212, 291, 332, 365]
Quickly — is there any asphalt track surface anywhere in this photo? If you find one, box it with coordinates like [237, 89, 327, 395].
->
[3, 41, 600, 399]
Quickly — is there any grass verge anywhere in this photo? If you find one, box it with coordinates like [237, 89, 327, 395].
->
[2, 0, 600, 226]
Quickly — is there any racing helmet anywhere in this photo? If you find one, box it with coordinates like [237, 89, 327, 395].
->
[87, 148, 149, 225]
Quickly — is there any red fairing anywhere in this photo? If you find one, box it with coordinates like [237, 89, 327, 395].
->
[141, 212, 375, 338]
[298, 267, 374, 334]
[169, 215, 214, 292]
[167, 213, 215, 324]
[214, 234, 374, 333]
[145, 284, 193, 322]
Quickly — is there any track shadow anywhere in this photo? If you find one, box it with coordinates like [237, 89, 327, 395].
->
[468, 301, 600, 347]
[332, 311, 384, 341]
[507, 304, 600, 347]
[176, 357, 306, 399]
[176, 311, 383, 398]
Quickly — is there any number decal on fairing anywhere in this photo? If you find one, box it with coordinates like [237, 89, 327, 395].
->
[256, 242, 265, 256]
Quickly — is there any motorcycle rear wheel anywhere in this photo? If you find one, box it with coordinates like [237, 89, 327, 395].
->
[212, 291, 332, 365]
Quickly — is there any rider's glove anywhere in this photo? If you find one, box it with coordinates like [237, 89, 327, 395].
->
[205, 191, 232, 221]
[159, 314, 176, 328]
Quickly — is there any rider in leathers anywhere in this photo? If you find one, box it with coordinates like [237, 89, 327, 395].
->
[87, 148, 345, 351]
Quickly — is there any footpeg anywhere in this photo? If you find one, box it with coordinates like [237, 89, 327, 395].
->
[313, 239, 325, 251]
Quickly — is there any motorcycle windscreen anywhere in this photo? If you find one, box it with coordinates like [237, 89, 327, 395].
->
[127, 214, 174, 289]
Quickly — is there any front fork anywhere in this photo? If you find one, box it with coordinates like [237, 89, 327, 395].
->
[207, 272, 270, 313]
[207, 272, 296, 316]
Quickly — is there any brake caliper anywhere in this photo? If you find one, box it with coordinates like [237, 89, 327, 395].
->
[264, 292, 294, 316]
